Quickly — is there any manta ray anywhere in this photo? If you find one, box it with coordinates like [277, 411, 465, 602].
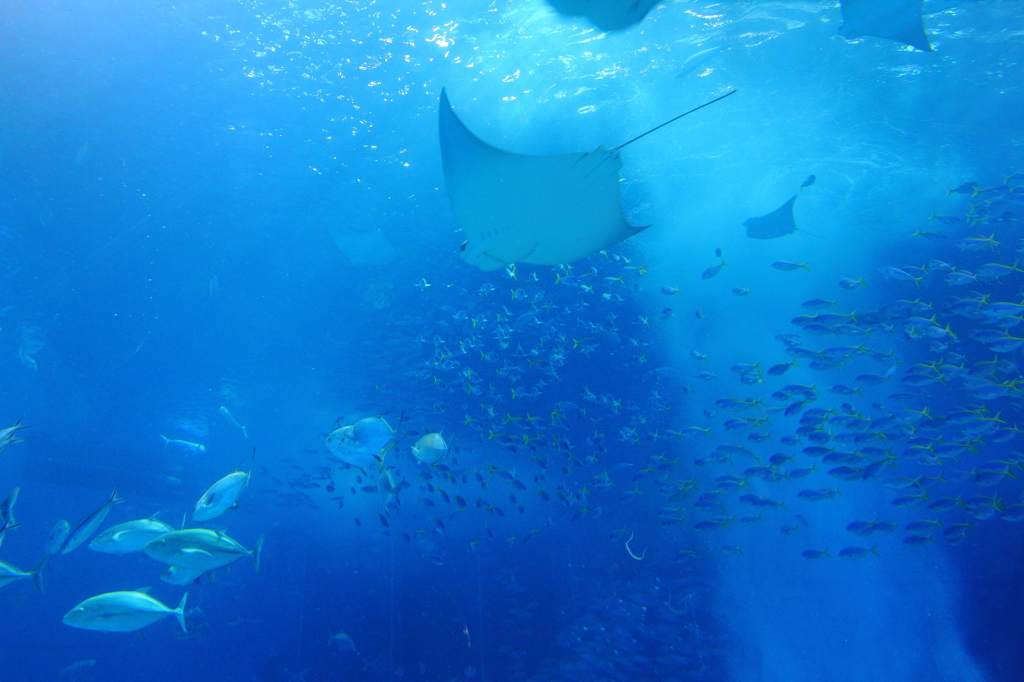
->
[745, 192, 823, 240]
[439, 88, 736, 271]
[544, 0, 660, 31]
[838, 0, 933, 52]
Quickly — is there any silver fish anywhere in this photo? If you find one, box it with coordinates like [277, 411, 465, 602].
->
[160, 435, 206, 453]
[63, 488, 126, 555]
[160, 565, 205, 586]
[218, 406, 249, 438]
[194, 450, 255, 522]
[0, 548, 42, 592]
[89, 517, 173, 554]
[329, 630, 359, 653]
[0, 486, 18, 548]
[63, 590, 187, 633]
[144, 529, 264, 573]
[44, 519, 70, 557]
[0, 418, 28, 453]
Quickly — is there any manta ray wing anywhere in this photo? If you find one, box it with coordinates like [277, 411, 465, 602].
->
[839, 0, 933, 52]
[544, 0, 660, 31]
[439, 89, 643, 271]
[744, 195, 798, 240]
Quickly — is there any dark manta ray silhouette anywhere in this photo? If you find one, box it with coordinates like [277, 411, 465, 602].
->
[838, 0, 933, 52]
[745, 196, 798, 240]
[439, 88, 737, 271]
[544, 0, 660, 31]
[744, 195, 822, 240]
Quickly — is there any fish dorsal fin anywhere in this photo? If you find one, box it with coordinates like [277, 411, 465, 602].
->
[136, 586, 152, 594]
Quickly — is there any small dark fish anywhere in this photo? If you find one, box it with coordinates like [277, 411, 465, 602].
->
[702, 259, 729, 279]
[838, 545, 879, 560]
[766, 361, 796, 378]
[799, 175, 816, 191]
[801, 298, 836, 310]
[838, 277, 867, 290]
[946, 181, 978, 196]
[772, 261, 809, 272]
[903, 535, 934, 547]
[801, 548, 830, 559]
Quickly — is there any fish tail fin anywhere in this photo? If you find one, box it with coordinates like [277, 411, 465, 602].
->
[252, 534, 266, 574]
[30, 558, 46, 593]
[242, 425, 249, 438]
[160, 434, 170, 448]
[175, 592, 188, 633]
[110, 486, 126, 505]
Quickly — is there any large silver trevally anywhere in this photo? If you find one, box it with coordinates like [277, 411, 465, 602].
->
[160, 565, 205, 586]
[144, 529, 264, 573]
[0, 551, 42, 592]
[326, 415, 399, 469]
[193, 450, 255, 522]
[0, 486, 18, 548]
[0, 419, 27, 454]
[160, 435, 206, 453]
[63, 487, 126, 555]
[89, 517, 173, 554]
[329, 630, 358, 653]
[44, 519, 70, 557]
[63, 590, 187, 633]
[411, 433, 450, 465]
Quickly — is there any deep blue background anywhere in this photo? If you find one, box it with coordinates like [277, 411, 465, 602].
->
[1, 0, 1023, 681]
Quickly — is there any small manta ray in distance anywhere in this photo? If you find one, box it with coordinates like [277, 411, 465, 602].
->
[439, 88, 737, 271]
[744, 183, 824, 240]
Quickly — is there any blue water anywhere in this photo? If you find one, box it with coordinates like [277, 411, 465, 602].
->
[1, 0, 1023, 680]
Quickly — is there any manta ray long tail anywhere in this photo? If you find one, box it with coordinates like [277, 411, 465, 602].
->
[612, 89, 737, 151]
